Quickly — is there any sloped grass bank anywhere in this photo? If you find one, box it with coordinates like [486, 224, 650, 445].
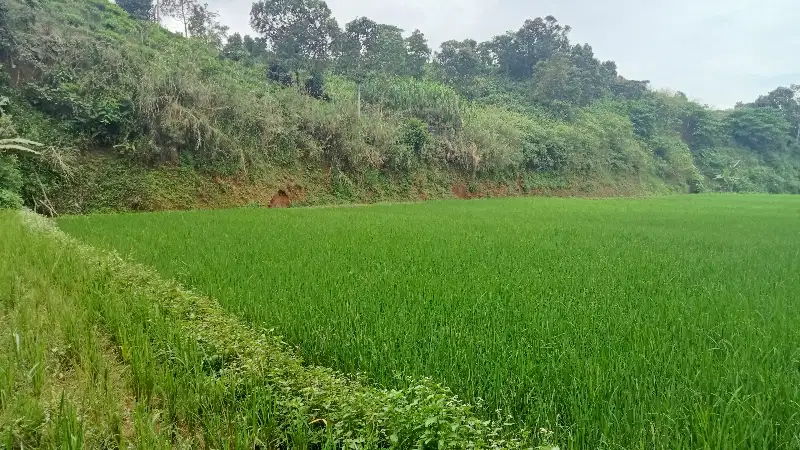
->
[1, 211, 540, 449]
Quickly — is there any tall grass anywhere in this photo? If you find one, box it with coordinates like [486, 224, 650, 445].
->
[0, 213, 176, 448]
[59, 195, 800, 449]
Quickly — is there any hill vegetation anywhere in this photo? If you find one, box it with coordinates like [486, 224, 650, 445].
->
[0, 0, 798, 212]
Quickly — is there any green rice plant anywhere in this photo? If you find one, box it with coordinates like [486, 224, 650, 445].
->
[4, 210, 538, 448]
[58, 195, 800, 449]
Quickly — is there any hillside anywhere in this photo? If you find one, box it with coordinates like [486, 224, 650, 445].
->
[0, 0, 798, 213]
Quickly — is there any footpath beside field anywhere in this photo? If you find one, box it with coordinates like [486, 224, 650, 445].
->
[0, 210, 543, 449]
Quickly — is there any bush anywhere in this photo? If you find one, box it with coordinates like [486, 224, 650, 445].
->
[398, 118, 430, 155]
[650, 135, 703, 191]
[456, 105, 528, 174]
[0, 187, 23, 209]
[304, 70, 327, 100]
[575, 105, 649, 175]
[0, 153, 23, 209]
[521, 120, 570, 172]
[1, 113, 24, 208]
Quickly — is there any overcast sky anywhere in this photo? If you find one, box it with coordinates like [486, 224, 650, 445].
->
[196, 0, 800, 108]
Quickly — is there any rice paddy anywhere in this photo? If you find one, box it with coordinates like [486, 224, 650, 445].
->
[57, 195, 800, 448]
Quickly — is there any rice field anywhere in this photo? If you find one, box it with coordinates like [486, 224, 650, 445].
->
[58, 195, 800, 448]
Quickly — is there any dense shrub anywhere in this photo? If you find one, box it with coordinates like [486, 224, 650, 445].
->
[361, 76, 462, 132]
[0, 115, 24, 209]
[398, 118, 430, 155]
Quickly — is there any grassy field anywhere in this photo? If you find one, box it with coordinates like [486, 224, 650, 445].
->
[6, 211, 525, 449]
[58, 195, 800, 449]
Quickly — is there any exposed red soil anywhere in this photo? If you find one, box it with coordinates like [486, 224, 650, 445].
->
[451, 183, 469, 199]
[268, 189, 292, 208]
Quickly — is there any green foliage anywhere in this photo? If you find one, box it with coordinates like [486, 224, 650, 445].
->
[529, 45, 615, 109]
[751, 85, 800, 138]
[697, 146, 800, 193]
[116, 0, 153, 20]
[480, 16, 571, 80]
[531, 53, 581, 110]
[571, 103, 649, 175]
[220, 32, 248, 61]
[398, 118, 429, 155]
[650, 134, 704, 191]
[361, 76, 461, 131]
[404, 30, 430, 79]
[726, 107, 791, 153]
[434, 39, 484, 85]
[0, 2, 15, 62]
[250, 0, 338, 74]
[628, 99, 657, 138]
[0, 151, 23, 209]
[678, 103, 723, 151]
[266, 59, 294, 86]
[0, 113, 37, 209]
[304, 69, 326, 99]
[0, 186, 23, 208]
[457, 105, 528, 173]
[186, 2, 229, 48]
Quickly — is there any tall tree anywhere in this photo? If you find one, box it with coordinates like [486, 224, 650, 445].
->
[405, 30, 430, 79]
[611, 76, 650, 100]
[531, 53, 581, 108]
[117, 0, 154, 20]
[187, 2, 228, 48]
[335, 16, 379, 116]
[250, 0, 339, 85]
[434, 39, 484, 84]
[567, 44, 617, 105]
[479, 34, 514, 73]
[479, 16, 571, 80]
[336, 17, 423, 114]
[511, 16, 570, 79]
[0, 1, 15, 62]
[727, 107, 791, 153]
[373, 24, 407, 75]
[752, 85, 800, 142]
[222, 33, 249, 61]
[243, 35, 271, 62]
[677, 102, 722, 151]
[161, 0, 199, 37]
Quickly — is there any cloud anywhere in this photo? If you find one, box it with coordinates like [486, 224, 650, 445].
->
[202, 0, 800, 107]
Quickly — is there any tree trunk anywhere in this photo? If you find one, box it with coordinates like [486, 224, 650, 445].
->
[357, 82, 361, 119]
[181, 1, 188, 37]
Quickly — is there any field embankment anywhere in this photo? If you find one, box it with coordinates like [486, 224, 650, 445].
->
[1, 210, 540, 449]
[37, 152, 657, 214]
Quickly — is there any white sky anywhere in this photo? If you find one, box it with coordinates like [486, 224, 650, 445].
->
[192, 0, 800, 108]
